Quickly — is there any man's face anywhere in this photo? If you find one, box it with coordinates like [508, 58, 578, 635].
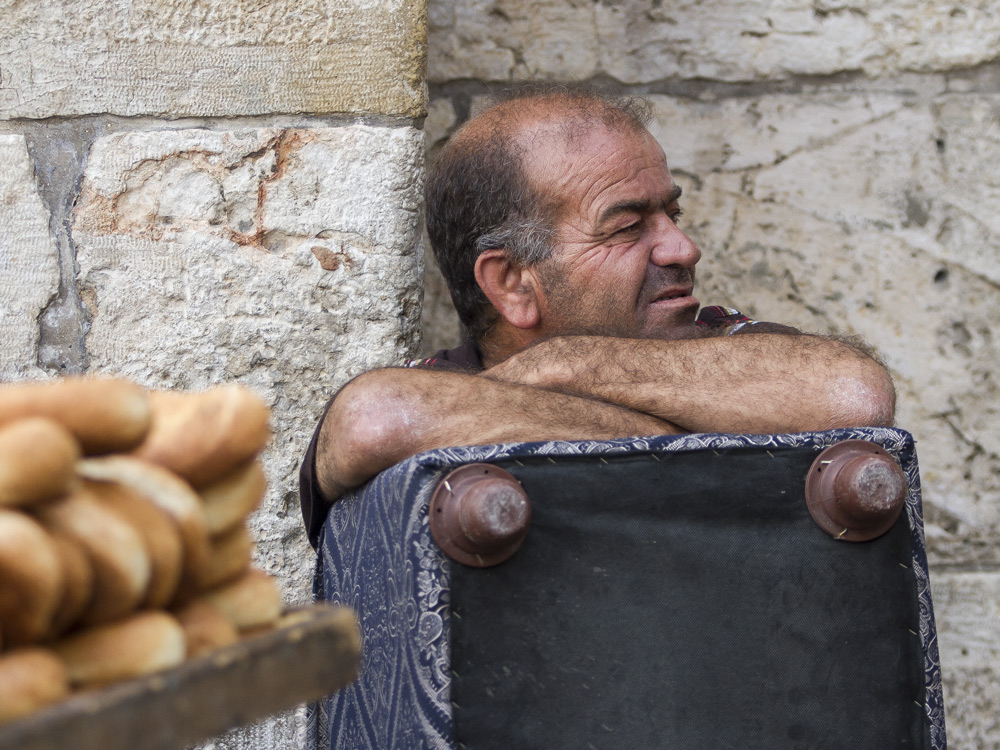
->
[527, 123, 702, 340]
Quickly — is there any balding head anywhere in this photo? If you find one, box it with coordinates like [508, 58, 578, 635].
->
[453, 90, 651, 156]
[425, 86, 653, 343]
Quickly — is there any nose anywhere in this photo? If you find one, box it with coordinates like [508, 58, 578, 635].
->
[649, 215, 701, 269]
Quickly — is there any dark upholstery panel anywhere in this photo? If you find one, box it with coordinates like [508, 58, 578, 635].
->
[450, 448, 926, 749]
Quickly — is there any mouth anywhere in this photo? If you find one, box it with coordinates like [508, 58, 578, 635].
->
[650, 286, 698, 306]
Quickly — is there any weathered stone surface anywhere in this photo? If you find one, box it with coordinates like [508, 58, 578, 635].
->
[932, 571, 1000, 748]
[429, 0, 1000, 83]
[73, 125, 425, 610]
[0, 134, 60, 380]
[0, 0, 426, 119]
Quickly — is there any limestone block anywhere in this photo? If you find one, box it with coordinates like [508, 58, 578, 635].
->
[73, 125, 425, 601]
[647, 94, 904, 175]
[0, 134, 60, 380]
[931, 95, 1000, 285]
[0, 0, 425, 119]
[644, 93, 1000, 564]
[429, 0, 1000, 83]
[932, 571, 1000, 748]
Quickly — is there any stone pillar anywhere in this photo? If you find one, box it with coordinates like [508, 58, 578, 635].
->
[0, 1, 426, 747]
[425, 1, 1000, 744]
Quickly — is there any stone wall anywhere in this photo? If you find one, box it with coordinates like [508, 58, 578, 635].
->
[424, 1, 1000, 747]
[0, 1, 426, 747]
[3, 0, 997, 745]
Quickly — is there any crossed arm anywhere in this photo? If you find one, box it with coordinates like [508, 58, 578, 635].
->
[313, 331, 895, 502]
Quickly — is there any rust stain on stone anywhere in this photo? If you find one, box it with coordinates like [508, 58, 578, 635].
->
[272, 130, 305, 181]
[74, 129, 317, 252]
[311, 246, 346, 271]
[224, 227, 260, 248]
[236, 129, 308, 249]
[79, 285, 98, 321]
[210, 130, 311, 250]
[73, 188, 119, 236]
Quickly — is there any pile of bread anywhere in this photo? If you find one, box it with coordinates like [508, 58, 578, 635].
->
[0, 378, 281, 725]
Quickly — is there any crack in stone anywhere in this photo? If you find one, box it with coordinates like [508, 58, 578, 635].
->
[925, 202, 1000, 292]
[932, 407, 990, 466]
[713, 106, 906, 174]
[428, 64, 1000, 106]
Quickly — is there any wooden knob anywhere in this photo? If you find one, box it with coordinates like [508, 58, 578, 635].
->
[429, 464, 530, 567]
[805, 440, 907, 542]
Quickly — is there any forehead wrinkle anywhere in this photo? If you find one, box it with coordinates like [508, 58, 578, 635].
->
[597, 184, 682, 226]
[579, 149, 674, 224]
[509, 115, 673, 238]
[535, 130, 649, 219]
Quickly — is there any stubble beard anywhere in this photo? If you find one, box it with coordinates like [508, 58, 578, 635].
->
[538, 264, 701, 341]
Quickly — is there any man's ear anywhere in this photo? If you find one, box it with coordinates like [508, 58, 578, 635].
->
[474, 249, 541, 330]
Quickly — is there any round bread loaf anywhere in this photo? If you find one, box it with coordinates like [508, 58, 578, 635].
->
[202, 569, 282, 632]
[0, 377, 151, 455]
[35, 489, 151, 626]
[46, 529, 95, 638]
[199, 461, 267, 535]
[85, 478, 184, 609]
[173, 600, 239, 658]
[0, 418, 80, 508]
[76, 456, 211, 592]
[132, 386, 271, 488]
[191, 524, 254, 594]
[51, 610, 185, 688]
[0, 648, 70, 725]
[0, 510, 64, 646]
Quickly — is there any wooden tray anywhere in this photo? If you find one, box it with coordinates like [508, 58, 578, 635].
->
[0, 604, 360, 750]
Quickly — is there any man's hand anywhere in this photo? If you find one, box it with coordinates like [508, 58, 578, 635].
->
[482, 333, 895, 435]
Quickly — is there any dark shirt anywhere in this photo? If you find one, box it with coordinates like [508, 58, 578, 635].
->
[298, 341, 484, 549]
[400, 339, 484, 373]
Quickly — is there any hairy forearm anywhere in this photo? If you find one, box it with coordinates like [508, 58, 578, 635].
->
[314, 367, 680, 501]
[484, 333, 895, 434]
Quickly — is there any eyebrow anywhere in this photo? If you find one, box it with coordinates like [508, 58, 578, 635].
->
[597, 184, 683, 227]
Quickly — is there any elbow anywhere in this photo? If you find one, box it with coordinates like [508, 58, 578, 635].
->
[827, 362, 896, 429]
[315, 369, 419, 500]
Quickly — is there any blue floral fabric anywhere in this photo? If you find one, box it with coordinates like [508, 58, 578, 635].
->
[309, 427, 945, 750]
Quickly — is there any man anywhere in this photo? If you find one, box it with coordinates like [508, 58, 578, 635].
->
[299, 87, 895, 546]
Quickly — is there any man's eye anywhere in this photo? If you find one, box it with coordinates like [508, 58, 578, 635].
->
[614, 222, 641, 236]
[669, 209, 685, 225]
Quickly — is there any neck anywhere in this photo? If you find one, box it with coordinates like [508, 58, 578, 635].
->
[477, 322, 539, 369]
